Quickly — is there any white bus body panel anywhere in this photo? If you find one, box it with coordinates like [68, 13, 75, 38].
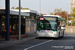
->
[37, 30, 59, 38]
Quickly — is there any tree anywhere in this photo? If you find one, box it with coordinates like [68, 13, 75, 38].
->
[61, 11, 67, 18]
[11, 7, 15, 9]
[41, 13, 43, 16]
[54, 8, 62, 13]
[54, 12, 61, 15]
[50, 12, 53, 15]
[15, 7, 22, 9]
[15, 7, 19, 9]
[70, 7, 75, 17]
[70, 7, 75, 26]
[70, 17, 75, 26]
[15, 7, 29, 10]
[54, 11, 67, 18]
[22, 8, 29, 10]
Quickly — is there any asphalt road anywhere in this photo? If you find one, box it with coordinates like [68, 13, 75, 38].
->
[0, 33, 75, 50]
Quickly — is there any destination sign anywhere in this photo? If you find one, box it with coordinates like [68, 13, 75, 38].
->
[40, 18, 44, 20]
[45, 18, 56, 21]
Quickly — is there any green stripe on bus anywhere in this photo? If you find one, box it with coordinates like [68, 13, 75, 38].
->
[58, 18, 66, 21]
[53, 31, 57, 32]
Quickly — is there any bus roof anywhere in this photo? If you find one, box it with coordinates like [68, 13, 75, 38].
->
[43, 15, 66, 21]
[43, 15, 62, 18]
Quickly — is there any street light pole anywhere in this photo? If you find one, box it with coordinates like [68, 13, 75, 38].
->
[19, 0, 21, 40]
[48, 10, 50, 15]
[5, 0, 10, 40]
[67, 4, 68, 26]
[67, 12, 68, 26]
[39, 0, 41, 15]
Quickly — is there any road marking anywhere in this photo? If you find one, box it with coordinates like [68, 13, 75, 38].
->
[24, 40, 53, 50]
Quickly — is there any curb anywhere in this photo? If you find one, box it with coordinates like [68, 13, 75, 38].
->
[0, 37, 36, 48]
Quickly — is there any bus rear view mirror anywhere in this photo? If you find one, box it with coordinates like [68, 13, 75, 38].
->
[58, 21, 60, 25]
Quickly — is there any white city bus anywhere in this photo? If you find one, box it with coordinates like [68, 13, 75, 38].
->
[37, 15, 66, 38]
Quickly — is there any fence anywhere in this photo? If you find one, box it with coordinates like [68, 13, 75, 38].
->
[65, 26, 75, 33]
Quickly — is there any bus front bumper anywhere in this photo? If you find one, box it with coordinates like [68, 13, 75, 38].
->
[37, 32, 58, 38]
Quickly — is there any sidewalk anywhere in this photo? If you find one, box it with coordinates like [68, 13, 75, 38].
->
[0, 33, 37, 48]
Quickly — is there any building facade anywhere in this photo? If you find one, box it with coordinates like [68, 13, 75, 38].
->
[0, 9, 39, 39]
[70, 0, 75, 13]
[11, 9, 39, 34]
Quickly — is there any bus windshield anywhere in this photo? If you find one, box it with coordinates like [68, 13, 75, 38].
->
[37, 20, 57, 31]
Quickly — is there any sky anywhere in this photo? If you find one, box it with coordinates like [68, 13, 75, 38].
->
[0, 0, 70, 14]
